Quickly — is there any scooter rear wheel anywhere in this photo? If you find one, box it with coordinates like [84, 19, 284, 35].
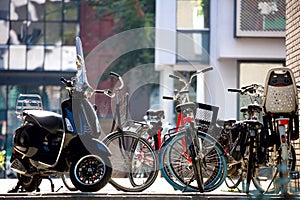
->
[17, 174, 42, 192]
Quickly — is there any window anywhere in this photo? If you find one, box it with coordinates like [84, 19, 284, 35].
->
[238, 61, 285, 119]
[176, 0, 210, 65]
[0, 0, 80, 71]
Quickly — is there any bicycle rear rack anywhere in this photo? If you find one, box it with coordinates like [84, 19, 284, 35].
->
[15, 94, 43, 120]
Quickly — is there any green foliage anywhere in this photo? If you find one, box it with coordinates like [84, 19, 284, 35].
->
[86, 0, 155, 79]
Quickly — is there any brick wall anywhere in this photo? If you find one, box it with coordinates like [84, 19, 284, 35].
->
[286, 0, 300, 190]
[286, 0, 300, 79]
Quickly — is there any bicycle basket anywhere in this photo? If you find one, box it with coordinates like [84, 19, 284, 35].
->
[15, 94, 43, 120]
[112, 91, 129, 129]
[263, 67, 298, 114]
[194, 102, 219, 133]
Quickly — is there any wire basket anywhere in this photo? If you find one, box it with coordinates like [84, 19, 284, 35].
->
[194, 102, 219, 134]
[113, 92, 129, 129]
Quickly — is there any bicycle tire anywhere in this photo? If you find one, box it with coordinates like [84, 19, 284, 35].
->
[102, 131, 159, 192]
[159, 135, 197, 192]
[243, 135, 254, 194]
[252, 144, 296, 194]
[161, 131, 227, 192]
[190, 143, 204, 192]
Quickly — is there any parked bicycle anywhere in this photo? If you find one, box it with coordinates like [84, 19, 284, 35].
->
[100, 72, 158, 192]
[261, 67, 298, 194]
[159, 69, 227, 192]
[227, 76, 298, 194]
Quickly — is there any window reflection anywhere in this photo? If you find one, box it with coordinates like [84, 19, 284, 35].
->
[27, 46, 44, 70]
[10, 0, 27, 20]
[62, 46, 76, 71]
[0, 1, 9, 20]
[63, 23, 79, 45]
[4, 0, 80, 71]
[27, 22, 43, 44]
[45, 1, 62, 21]
[46, 22, 62, 45]
[45, 85, 61, 111]
[45, 46, 61, 70]
[28, 0, 45, 21]
[9, 45, 26, 70]
[177, 0, 210, 29]
[0, 21, 9, 44]
[0, 46, 9, 70]
[0, 86, 7, 110]
[177, 31, 209, 64]
[64, 0, 80, 21]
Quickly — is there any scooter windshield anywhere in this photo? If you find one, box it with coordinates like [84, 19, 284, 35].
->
[72, 37, 101, 137]
[74, 37, 93, 98]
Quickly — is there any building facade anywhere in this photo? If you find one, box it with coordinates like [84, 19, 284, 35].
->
[0, 0, 116, 177]
[156, 0, 286, 120]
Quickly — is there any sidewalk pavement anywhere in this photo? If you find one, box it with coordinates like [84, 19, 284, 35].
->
[0, 178, 299, 199]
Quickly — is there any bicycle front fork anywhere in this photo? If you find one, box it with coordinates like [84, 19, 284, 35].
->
[276, 118, 290, 194]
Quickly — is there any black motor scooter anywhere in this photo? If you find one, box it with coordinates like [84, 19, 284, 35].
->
[10, 37, 112, 192]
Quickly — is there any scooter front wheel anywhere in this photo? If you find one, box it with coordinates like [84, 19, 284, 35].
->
[70, 154, 112, 192]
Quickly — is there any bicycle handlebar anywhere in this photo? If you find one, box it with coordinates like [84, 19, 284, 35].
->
[110, 72, 124, 91]
[162, 96, 174, 100]
[166, 67, 213, 103]
[95, 89, 115, 98]
[228, 84, 264, 96]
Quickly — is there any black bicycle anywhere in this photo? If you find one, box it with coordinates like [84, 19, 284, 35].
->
[99, 72, 159, 192]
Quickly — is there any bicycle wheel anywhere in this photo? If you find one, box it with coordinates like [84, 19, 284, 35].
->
[190, 131, 204, 192]
[102, 131, 159, 192]
[252, 144, 296, 194]
[159, 135, 198, 192]
[163, 131, 227, 192]
[225, 162, 242, 189]
[242, 134, 254, 194]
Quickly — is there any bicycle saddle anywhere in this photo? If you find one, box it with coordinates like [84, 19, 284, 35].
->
[176, 102, 196, 113]
[248, 103, 262, 112]
[146, 109, 165, 119]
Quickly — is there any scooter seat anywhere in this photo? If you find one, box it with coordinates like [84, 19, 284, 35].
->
[24, 110, 63, 134]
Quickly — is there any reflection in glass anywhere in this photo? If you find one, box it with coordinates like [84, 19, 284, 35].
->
[0, 21, 9, 44]
[0, 1, 9, 20]
[27, 46, 44, 70]
[28, 0, 45, 21]
[177, 31, 209, 64]
[10, 0, 27, 20]
[64, 0, 79, 21]
[45, 86, 61, 112]
[62, 46, 76, 71]
[177, 0, 210, 29]
[9, 45, 26, 70]
[27, 22, 44, 45]
[0, 86, 7, 109]
[0, 46, 8, 70]
[46, 22, 62, 45]
[10, 21, 27, 44]
[63, 23, 79, 45]
[45, 1, 62, 21]
[45, 46, 61, 70]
